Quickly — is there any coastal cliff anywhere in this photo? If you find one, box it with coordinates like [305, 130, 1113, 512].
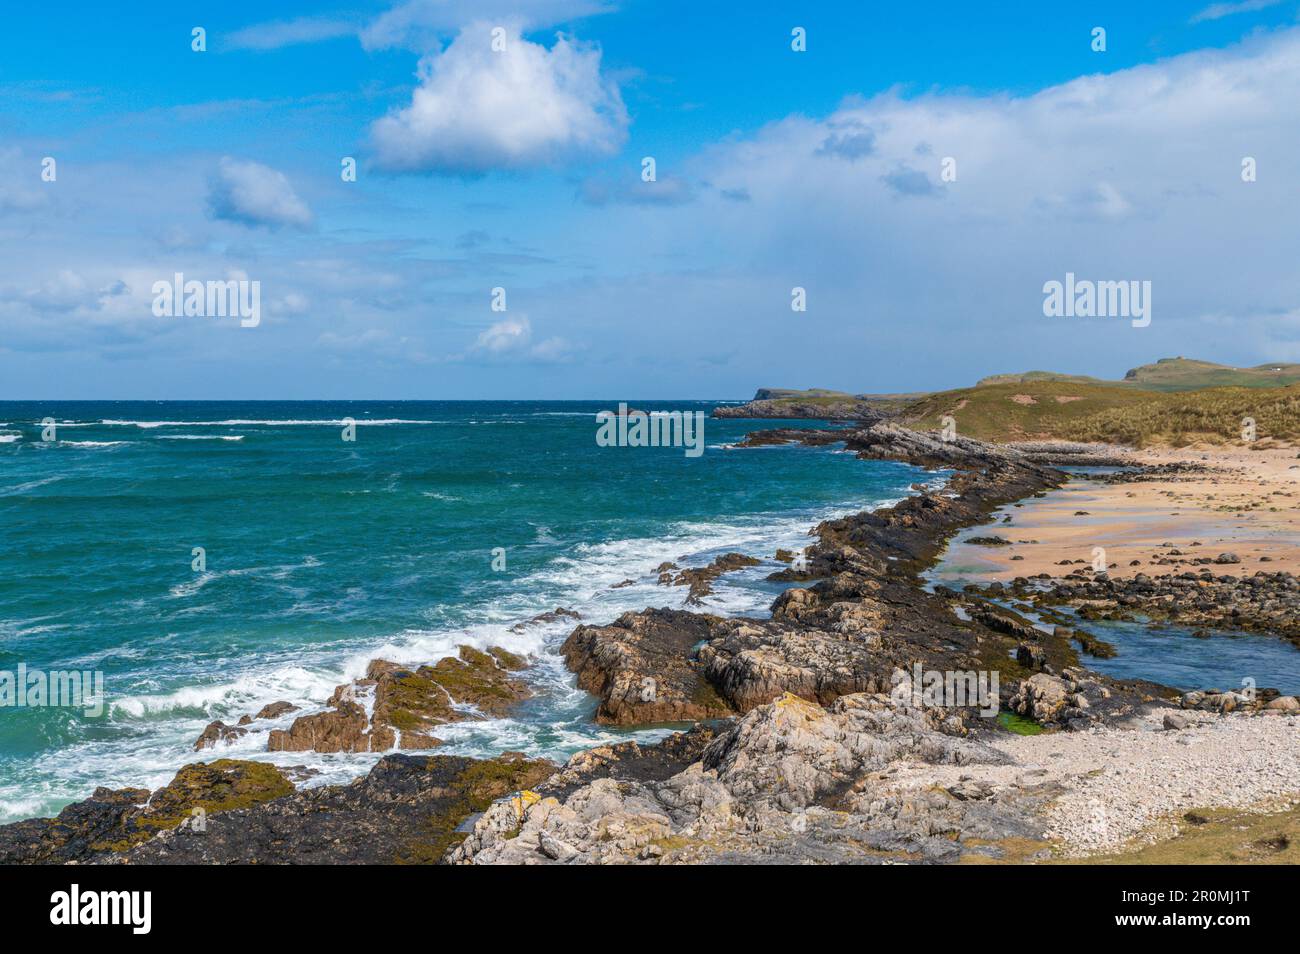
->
[712, 388, 904, 421]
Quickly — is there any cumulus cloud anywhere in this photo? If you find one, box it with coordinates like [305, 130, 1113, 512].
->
[815, 122, 877, 160]
[474, 315, 531, 352]
[880, 165, 938, 197]
[470, 315, 571, 361]
[370, 24, 628, 173]
[207, 158, 314, 230]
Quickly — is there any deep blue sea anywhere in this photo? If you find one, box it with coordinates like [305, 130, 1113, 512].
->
[0, 401, 931, 822]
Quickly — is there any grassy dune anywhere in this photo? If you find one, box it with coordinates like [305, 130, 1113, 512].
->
[1060, 384, 1300, 446]
[901, 380, 1300, 446]
[901, 381, 1147, 442]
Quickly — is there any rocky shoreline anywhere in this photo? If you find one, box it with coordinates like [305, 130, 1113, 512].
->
[4, 424, 1296, 865]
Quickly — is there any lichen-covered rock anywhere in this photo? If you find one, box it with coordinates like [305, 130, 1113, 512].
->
[0, 759, 294, 863]
[268, 645, 532, 753]
[1009, 670, 1109, 728]
[452, 691, 1019, 865]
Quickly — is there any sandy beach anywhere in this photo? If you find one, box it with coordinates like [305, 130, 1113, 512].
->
[938, 444, 1300, 582]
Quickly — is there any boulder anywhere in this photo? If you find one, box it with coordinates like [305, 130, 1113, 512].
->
[561, 608, 733, 724]
[194, 720, 247, 751]
[1009, 673, 1069, 723]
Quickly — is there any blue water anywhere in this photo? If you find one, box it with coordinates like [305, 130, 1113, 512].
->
[0, 401, 929, 821]
[926, 570, 1300, 698]
[1046, 608, 1300, 697]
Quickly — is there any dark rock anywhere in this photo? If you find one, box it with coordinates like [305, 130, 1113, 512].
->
[194, 720, 247, 751]
[561, 608, 733, 724]
[0, 759, 293, 863]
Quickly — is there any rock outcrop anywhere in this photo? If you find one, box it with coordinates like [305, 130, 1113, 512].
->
[666, 552, 762, 603]
[266, 646, 531, 753]
[0, 759, 294, 863]
[561, 609, 733, 724]
[0, 753, 554, 865]
[194, 700, 301, 751]
[451, 691, 1037, 865]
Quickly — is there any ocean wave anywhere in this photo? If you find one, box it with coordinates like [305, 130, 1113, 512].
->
[0, 435, 19, 444]
[59, 440, 130, 448]
[111, 664, 339, 719]
[1, 460, 920, 823]
[0, 475, 65, 496]
[168, 556, 323, 598]
[92, 418, 440, 427]
[156, 434, 245, 441]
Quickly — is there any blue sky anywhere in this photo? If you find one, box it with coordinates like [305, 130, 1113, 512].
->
[2, 0, 1300, 398]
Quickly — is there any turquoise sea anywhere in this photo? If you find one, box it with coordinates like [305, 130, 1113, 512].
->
[0, 401, 930, 822]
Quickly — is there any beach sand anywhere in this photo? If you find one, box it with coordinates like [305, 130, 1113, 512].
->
[936, 444, 1300, 583]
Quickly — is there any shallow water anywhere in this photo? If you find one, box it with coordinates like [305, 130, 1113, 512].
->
[926, 570, 1300, 697]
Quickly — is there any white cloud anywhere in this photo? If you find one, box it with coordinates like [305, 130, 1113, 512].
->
[531, 28, 1300, 389]
[360, 0, 615, 51]
[469, 315, 572, 362]
[207, 158, 315, 230]
[224, 17, 355, 51]
[0, 148, 49, 216]
[370, 23, 627, 173]
[475, 315, 532, 353]
[1190, 0, 1281, 23]
[222, 2, 614, 54]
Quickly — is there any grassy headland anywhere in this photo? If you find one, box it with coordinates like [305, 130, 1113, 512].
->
[737, 357, 1300, 447]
